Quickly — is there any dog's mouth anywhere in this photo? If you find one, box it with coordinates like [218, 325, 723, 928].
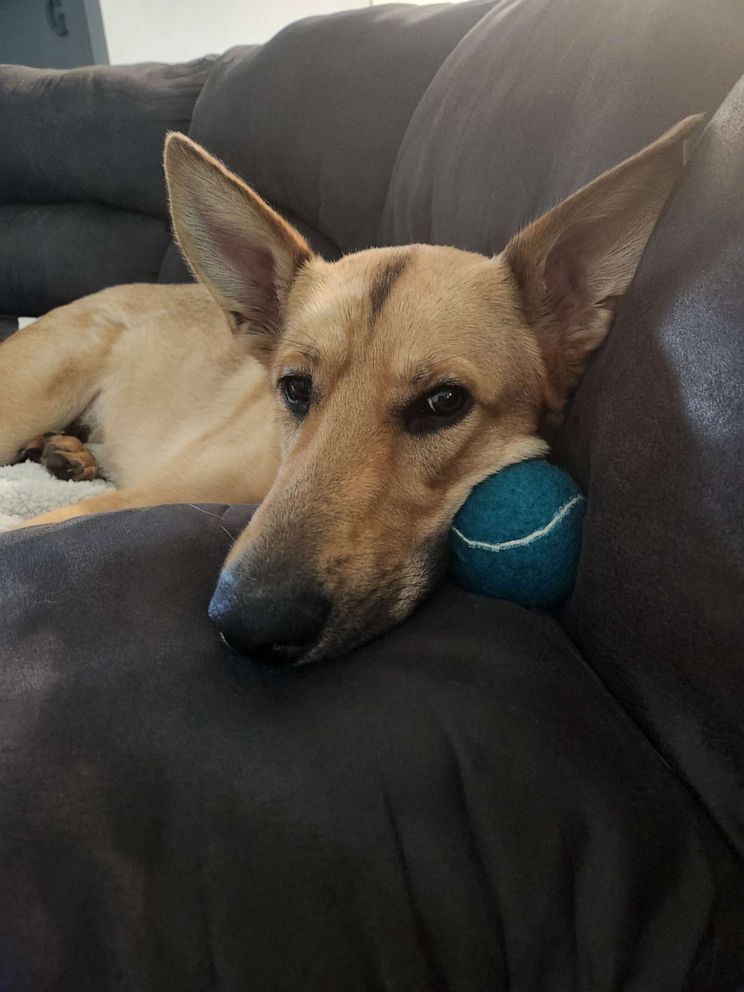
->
[214, 591, 401, 667]
[216, 627, 321, 667]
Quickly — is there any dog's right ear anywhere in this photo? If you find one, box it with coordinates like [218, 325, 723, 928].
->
[164, 132, 314, 355]
[504, 115, 703, 410]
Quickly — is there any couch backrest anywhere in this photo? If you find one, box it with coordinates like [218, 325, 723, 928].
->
[380, 0, 744, 252]
[179, 2, 494, 254]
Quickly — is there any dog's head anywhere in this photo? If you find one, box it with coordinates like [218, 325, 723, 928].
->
[165, 116, 700, 664]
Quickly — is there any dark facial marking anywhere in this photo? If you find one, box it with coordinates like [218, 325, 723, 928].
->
[369, 256, 408, 319]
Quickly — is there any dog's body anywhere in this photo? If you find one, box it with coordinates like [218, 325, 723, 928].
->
[1, 282, 279, 511]
[0, 116, 701, 662]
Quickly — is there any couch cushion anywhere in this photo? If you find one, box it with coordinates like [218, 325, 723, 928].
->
[0, 203, 169, 316]
[380, 0, 744, 253]
[1, 505, 743, 990]
[557, 78, 744, 860]
[183, 2, 495, 256]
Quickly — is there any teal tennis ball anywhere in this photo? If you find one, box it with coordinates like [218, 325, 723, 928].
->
[449, 459, 586, 609]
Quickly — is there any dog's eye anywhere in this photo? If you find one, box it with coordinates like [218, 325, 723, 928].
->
[406, 384, 472, 434]
[425, 387, 468, 417]
[279, 374, 313, 416]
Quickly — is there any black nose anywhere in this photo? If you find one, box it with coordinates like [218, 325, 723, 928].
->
[209, 568, 331, 663]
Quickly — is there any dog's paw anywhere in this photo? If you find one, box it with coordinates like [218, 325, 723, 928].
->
[15, 433, 99, 482]
[41, 435, 99, 482]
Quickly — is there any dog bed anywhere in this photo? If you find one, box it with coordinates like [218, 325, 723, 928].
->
[0, 458, 115, 532]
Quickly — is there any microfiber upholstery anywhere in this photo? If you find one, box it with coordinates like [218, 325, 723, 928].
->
[0, 57, 214, 314]
[1, 1, 744, 986]
[159, 2, 495, 282]
[380, 0, 744, 252]
[187, 3, 495, 254]
[0, 203, 169, 316]
[0, 59, 214, 216]
[1, 505, 743, 990]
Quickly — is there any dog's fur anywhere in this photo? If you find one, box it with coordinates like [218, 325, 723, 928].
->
[0, 115, 700, 661]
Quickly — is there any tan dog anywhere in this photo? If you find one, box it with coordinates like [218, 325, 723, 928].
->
[0, 116, 700, 662]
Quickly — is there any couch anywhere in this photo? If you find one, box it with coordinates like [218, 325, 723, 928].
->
[1, 0, 744, 988]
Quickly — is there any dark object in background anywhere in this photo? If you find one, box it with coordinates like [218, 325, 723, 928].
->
[0, 0, 108, 68]
[0, 315, 18, 342]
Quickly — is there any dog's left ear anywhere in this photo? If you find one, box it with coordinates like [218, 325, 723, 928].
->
[164, 132, 314, 356]
[504, 115, 703, 409]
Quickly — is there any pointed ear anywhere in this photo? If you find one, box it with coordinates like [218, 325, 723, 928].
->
[164, 132, 314, 355]
[504, 114, 703, 409]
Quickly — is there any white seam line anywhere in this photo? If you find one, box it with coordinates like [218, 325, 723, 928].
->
[451, 494, 583, 553]
[186, 503, 236, 543]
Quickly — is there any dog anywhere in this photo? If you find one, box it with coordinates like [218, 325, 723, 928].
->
[0, 115, 700, 663]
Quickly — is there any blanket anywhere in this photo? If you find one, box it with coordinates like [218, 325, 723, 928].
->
[0, 459, 115, 532]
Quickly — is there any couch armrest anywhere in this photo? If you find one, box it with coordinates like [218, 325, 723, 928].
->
[0, 57, 215, 316]
[0, 58, 215, 218]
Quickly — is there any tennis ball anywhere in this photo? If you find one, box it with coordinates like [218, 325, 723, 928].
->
[449, 459, 586, 610]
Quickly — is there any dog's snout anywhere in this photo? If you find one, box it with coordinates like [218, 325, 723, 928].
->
[209, 567, 331, 664]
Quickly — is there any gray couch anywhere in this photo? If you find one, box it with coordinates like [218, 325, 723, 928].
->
[1, 1, 744, 988]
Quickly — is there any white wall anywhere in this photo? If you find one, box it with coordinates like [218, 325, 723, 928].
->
[100, 0, 365, 65]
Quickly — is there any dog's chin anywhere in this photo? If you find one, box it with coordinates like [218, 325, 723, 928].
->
[227, 600, 412, 668]
[216, 625, 335, 667]
[291, 624, 386, 667]
[236, 638, 311, 667]
[294, 573, 444, 666]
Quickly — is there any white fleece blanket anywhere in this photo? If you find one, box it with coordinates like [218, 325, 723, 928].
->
[0, 460, 115, 532]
